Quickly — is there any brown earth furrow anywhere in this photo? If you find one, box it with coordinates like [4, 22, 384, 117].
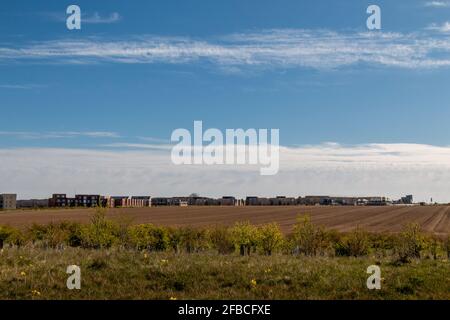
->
[0, 206, 449, 235]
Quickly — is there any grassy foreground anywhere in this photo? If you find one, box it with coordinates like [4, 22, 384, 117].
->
[0, 247, 448, 300]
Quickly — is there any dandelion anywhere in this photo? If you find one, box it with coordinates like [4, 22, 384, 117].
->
[20, 271, 26, 276]
[161, 259, 169, 264]
[31, 290, 41, 296]
[143, 253, 148, 259]
[264, 268, 272, 273]
[250, 279, 257, 287]
[169, 296, 177, 300]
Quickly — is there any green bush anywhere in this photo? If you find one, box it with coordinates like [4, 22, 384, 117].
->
[336, 228, 370, 257]
[167, 227, 183, 253]
[179, 227, 210, 253]
[368, 233, 396, 252]
[292, 215, 328, 256]
[128, 224, 169, 251]
[209, 226, 234, 254]
[426, 236, 440, 260]
[230, 221, 259, 256]
[79, 209, 119, 249]
[445, 236, 450, 259]
[257, 223, 284, 255]
[0, 225, 24, 248]
[26, 222, 82, 248]
[395, 223, 425, 263]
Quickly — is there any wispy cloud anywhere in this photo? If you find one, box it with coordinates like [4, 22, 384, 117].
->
[2, 143, 450, 202]
[44, 11, 121, 24]
[427, 22, 450, 32]
[0, 84, 46, 90]
[0, 131, 120, 139]
[2, 29, 450, 70]
[424, 1, 450, 7]
[138, 136, 171, 144]
[83, 12, 121, 24]
[101, 143, 172, 150]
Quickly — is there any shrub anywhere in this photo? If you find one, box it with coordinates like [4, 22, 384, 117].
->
[257, 223, 284, 255]
[167, 227, 183, 253]
[26, 222, 82, 248]
[209, 226, 234, 254]
[63, 222, 84, 247]
[0, 225, 23, 248]
[26, 223, 48, 243]
[128, 224, 169, 251]
[395, 223, 425, 263]
[80, 209, 119, 249]
[368, 233, 396, 253]
[230, 221, 258, 256]
[179, 227, 210, 253]
[445, 236, 450, 259]
[292, 215, 328, 256]
[336, 228, 370, 257]
[426, 236, 439, 260]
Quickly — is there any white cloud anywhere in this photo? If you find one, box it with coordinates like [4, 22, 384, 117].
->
[0, 131, 120, 139]
[427, 22, 450, 32]
[424, 1, 450, 7]
[83, 12, 121, 24]
[44, 11, 121, 24]
[0, 84, 46, 90]
[2, 143, 450, 202]
[1, 29, 450, 70]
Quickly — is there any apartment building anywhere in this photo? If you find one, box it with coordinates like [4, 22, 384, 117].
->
[245, 196, 271, 206]
[270, 196, 297, 206]
[75, 194, 101, 207]
[0, 194, 17, 210]
[49, 194, 100, 207]
[106, 196, 125, 208]
[48, 194, 68, 207]
[17, 199, 49, 209]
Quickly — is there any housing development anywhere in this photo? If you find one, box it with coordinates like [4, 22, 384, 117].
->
[1, 193, 415, 210]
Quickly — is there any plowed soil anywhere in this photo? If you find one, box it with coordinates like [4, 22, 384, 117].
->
[1, 205, 449, 235]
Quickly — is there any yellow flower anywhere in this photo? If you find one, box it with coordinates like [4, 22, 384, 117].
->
[264, 268, 271, 273]
[31, 290, 41, 296]
[143, 253, 148, 259]
[161, 259, 168, 264]
[20, 271, 26, 276]
[250, 279, 257, 287]
[169, 296, 177, 300]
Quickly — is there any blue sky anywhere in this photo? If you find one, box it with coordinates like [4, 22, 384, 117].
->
[2, 1, 450, 200]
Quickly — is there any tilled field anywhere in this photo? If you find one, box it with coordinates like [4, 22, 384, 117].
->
[0, 205, 449, 235]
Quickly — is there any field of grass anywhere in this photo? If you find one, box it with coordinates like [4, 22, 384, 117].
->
[0, 247, 448, 300]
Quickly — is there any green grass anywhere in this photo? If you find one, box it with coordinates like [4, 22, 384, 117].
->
[0, 246, 448, 300]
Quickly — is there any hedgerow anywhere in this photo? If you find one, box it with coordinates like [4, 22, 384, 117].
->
[0, 210, 447, 261]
